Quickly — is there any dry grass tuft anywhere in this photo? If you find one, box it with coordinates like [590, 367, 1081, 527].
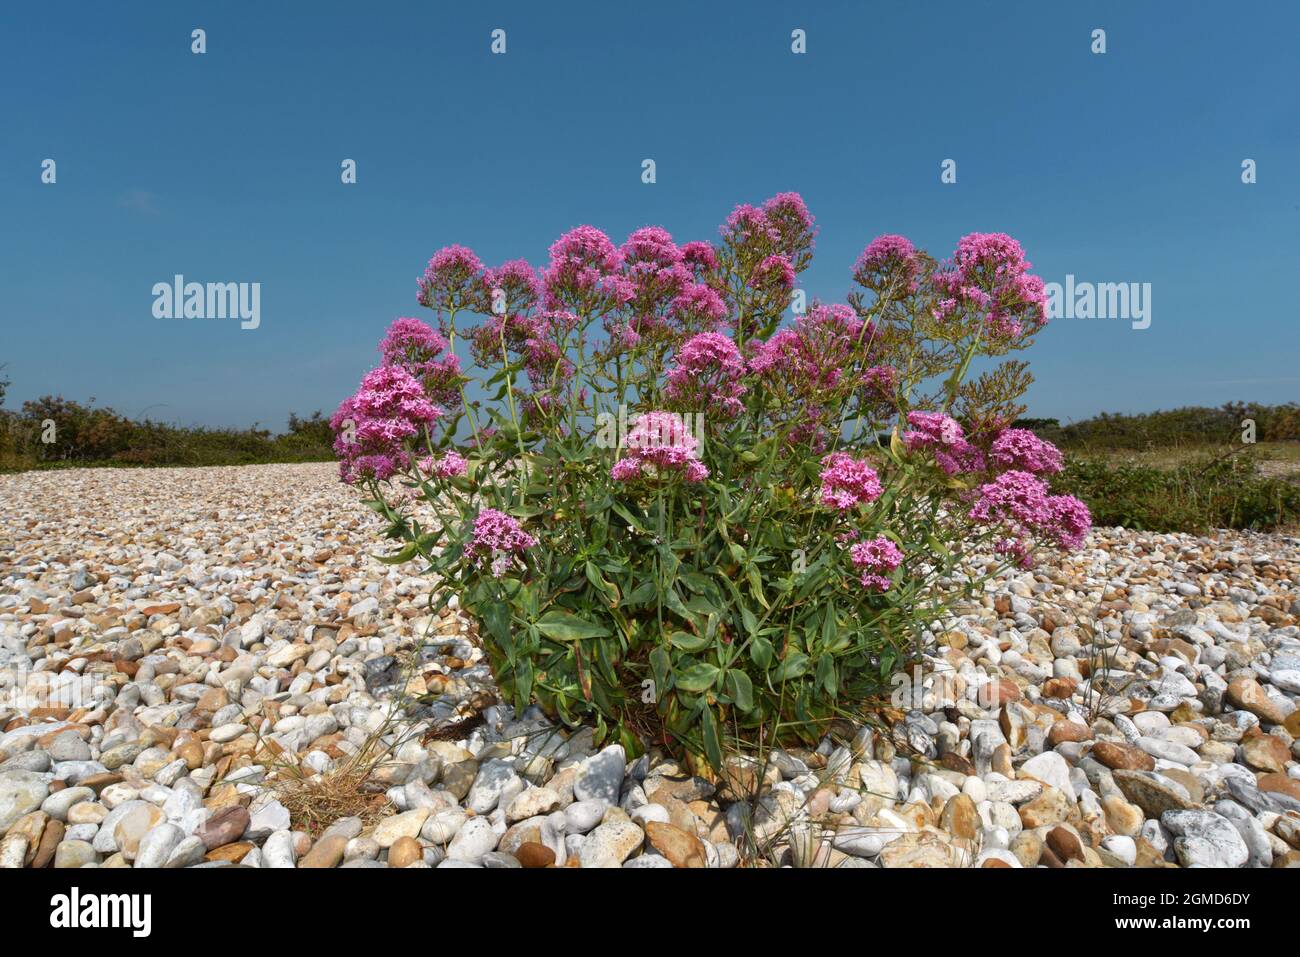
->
[257, 734, 397, 838]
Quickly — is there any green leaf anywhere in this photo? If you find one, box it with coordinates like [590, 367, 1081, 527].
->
[482, 602, 511, 645]
[622, 581, 657, 606]
[535, 609, 610, 641]
[663, 586, 692, 623]
[701, 705, 723, 771]
[821, 602, 837, 647]
[584, 561, 619, 603]
[772, 652, 809, 682]
[668, 630, 711, 652]
[746, 565, 769, 609]
[679, 571, 714, 594]
[749, 636, 774, 670]
[514, 657, 533, 705]
[684, 595, 721, 618]
[373, 541, 418, 565]
[610, 501, 643, 530]
[649, 645, 671, 693]
[726, 670, 754, 711]
[675, 662, 720, 693]
[815, 654, 838, 698]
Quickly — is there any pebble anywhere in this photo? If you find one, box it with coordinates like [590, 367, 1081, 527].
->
[1, 465, 1295, 872]
[446, 817, 498, 862]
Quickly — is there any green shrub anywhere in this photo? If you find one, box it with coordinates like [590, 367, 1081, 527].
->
[335, 198, 1093, 767]
[0, 395, 335, 471]
[1056, 454, 1300, 532]
[1028, 403, 1300, 450]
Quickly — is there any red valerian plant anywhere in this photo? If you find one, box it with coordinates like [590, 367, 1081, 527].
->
[332, 194, 1089, 769]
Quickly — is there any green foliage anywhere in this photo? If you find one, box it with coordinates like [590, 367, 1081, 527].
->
[379, 431, 990, 765]
[1056, 453, 1300, 533]
[345, 203, 1076, 769]
[1027, 403, 1300, 450]
[0, 395, 334, 471]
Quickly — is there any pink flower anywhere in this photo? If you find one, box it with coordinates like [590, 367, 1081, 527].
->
[989, 428, 1064, 475]
[664, 332, 747, 419]
[903, 411, 984, 474]
[968, 470, 1051, 527]
[332, 365, 442, 484]
[542, 225, 625, 311]
[1045, 495, 1091, 550]
[611, 411, 709, 483]
[849, 535, 903, 591]
[379, 317, 461, 407]
[482, 260, 541, 314]
[931, 232, 1047, 340]
[932, 443, 985, 475]
[853, 234, 920, 293]
[670, 283, 728, 331]
[417, 245, 484, 313]
[466, 508, 537, 577]
[750, 254, 796, 290]
[621, 226, 683, 268]
[862, 365, 899, 400]
[904, 410, 965, 448]
[970, 475, 1089, 551]
[748, 329, 804, 379]
[761, 192, 818, 257]
[470, 310, 575, 390]
[819, 451, 883, 510]
[995, 537, 1034, 568]
[749, 306, 870, 400]
[681, 241, 719, 274]
[420, 450, 468, 479]
[721, 204, 779, 246]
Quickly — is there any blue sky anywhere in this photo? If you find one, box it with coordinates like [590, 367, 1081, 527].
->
[2, 1, 1297, 429]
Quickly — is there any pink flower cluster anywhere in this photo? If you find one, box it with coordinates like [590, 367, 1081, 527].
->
[542, 225, 631, 314]
[611, 411, 708, 483]
[862, 365, 900, 401]
[331, 365, 442, 484]
[749, 304, 870, 402]
[670, 283, 728, 333]
[853, 234, 921, 293]
[760, 192, 818, 258]
[750, 254, 796, 290]
[418, 245, 484, 314]
[968, 470, 1091, 550]
[819, 452, 883, 510]
[681, 241, 718, 274]
[903, 411, 985, 474]
[482, 260, 542, 315]
[470, 309, 577, 392]
[466, 508, 538, 578]
[724, 194, 817, 257]
[989, 428, 1064, 474]
[664, 332, 747, 418]
[719, 195, 817, 324]
[850, 535, 904, 591]
[379, 317, 462, 407]
[932, 232, 1048, 340]
[419, 450, 468, 479]
[995, 537, 1033, 569]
